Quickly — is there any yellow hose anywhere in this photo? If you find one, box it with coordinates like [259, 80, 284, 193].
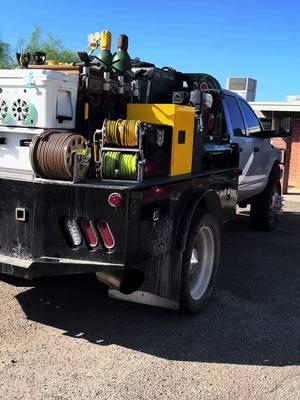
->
[104, 119, 140, 147]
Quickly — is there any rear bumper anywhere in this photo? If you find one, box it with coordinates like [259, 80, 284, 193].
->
[0, 254, 124, 280]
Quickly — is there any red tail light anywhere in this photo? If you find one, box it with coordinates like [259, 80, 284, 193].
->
[97, 222, 115, 249]
[108, 192, 122, 208]
[81, 220, 98, 248]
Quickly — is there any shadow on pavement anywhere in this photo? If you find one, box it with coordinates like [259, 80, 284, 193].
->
[3, 209, 300, 367]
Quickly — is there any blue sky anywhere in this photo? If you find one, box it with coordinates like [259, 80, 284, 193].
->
[1, 0, 299, 101]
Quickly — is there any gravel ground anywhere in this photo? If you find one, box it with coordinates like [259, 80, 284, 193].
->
[0, 198, 299, 400]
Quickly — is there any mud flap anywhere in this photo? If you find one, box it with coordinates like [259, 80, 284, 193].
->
[109, 250, 182, 310]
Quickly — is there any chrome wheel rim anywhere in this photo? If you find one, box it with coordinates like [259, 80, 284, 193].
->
[188, 226, 215, 301]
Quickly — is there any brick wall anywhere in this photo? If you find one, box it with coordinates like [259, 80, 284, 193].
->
[271, 118, 300, 193]
[271, 136, 291, 193]
[288, 119, 300, 190]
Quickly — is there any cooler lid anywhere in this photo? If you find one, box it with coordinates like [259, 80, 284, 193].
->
[0, 69, 78, 84]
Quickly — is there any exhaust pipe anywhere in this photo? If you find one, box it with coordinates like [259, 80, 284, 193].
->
[96, 269, 144, 295]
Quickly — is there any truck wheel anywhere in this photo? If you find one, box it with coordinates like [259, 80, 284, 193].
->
[250, 175, 282, 231]
[180, 211, 221, 314]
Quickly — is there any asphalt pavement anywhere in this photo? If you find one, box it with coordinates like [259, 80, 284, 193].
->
[0, 197, 299, 400]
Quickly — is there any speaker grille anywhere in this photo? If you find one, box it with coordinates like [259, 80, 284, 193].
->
[12, 99, 29, 121]
[0, 99, 8, 120]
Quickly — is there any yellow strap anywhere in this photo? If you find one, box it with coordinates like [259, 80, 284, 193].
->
[84, 103, 89, 120]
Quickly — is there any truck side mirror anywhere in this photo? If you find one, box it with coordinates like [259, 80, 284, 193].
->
[258, 129, 291, 138]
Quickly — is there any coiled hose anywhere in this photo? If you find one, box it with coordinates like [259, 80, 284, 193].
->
[104, 119, 141, 147]
[30, 132, 87, 180]
[102, 151, 137, 178]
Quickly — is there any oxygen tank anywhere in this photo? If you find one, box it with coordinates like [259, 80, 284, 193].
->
[112, 34, 131, 74]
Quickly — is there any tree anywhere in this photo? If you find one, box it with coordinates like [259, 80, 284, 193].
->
[22, 26, 79, 64]
[0, 39, 14, 68]
[0, 27, 78, 69]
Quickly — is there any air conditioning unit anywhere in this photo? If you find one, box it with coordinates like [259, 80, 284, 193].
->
[227, 77, 257, 102]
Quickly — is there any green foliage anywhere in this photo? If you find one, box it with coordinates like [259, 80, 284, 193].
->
[22, 26, 79, 64]
[0, 39, 15, 68]
[0, 27, 78, 68]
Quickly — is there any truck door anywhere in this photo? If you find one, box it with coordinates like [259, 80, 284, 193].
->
[237, 98, 273, 194]
[223, 94, 255, 202]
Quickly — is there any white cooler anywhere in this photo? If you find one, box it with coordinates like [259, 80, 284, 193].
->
[0, 69, 78, 130]
[0, 69, 79, 172]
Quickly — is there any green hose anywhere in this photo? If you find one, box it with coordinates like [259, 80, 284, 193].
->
[102, 151, 137, 178]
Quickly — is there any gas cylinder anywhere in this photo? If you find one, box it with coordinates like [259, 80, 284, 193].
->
[112, 34, 131, 74]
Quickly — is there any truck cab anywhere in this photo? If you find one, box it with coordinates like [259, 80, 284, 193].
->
[223, 90, 280, 201]
[222, 90, 282, 229]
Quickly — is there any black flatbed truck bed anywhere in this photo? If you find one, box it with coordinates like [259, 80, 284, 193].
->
[0, 165, 239, 310]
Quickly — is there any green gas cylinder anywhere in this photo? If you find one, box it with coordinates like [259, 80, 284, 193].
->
[112, 34, 131, 74]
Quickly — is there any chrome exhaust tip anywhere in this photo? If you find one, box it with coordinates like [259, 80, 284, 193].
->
[96, 269, 144, 295]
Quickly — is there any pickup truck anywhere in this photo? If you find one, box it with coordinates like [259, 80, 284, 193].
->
[223, 90, 283, 230]
[0, 41, 287, 313]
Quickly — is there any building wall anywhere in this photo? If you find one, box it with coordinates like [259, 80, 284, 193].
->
[272, 135, 291, 194]
[272, 118, 300, 193]
[288, 119, 300, 190]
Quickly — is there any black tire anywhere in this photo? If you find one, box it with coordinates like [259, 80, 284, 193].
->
[180, 210, 221, 314]
[250, 170, 281, 231]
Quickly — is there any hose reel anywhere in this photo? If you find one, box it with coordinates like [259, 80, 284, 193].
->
[30, 131, 87, 180]
[99, 118, 172, 181]
[102, 151, 138, 179]
[99, 119, 143, 180]
[103, 118, 141, 147]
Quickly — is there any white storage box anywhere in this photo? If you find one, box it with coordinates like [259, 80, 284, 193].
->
[0, 127, 45, 172]
[0, 69, 78, 129]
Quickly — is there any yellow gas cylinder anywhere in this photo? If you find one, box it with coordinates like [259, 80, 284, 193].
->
[99, 30, 113, 67]
[100, 30, 112, 50]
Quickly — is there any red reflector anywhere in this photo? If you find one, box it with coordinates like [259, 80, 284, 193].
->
[108, 192, 122, 208]
[81, 220, 98, 248]
[97, 222, 115, 249]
